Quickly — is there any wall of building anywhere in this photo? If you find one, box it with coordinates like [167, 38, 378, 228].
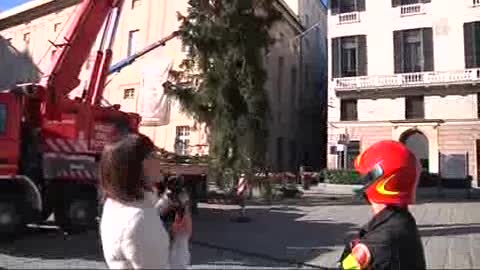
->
[0, 0, 324, 173]
[330, 94, 478, 122]
[0, 1, 81, 90]
[327, 1, 480, 125]
[326, 1, 480, 183]
[298, 0, 328, 170]
[328, 1, 480, 79]
[357, 98, 405, 121]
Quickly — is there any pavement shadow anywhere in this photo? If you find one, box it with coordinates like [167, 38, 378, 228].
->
[0, 203, 358, 269]
[419, 223, 480, 237]
[0, 225, 105, 262]
[191, 205, 359, 268]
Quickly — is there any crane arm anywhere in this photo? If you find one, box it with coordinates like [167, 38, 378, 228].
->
[108, 31, 180, 75]
[39, 0, 124, 120]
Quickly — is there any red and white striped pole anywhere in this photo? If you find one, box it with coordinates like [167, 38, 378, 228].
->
[237, 174, 248, 197]
[232, 173, 251, 222]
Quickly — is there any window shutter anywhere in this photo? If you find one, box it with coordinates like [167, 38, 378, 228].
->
[357, 35, 367, 76]
[392, 0, 401, 8]
[357, 0, 366, 11]
[422, 28, 434, 71]
[331, 0, 339, 15]
[394, 31, 404, 74]
[464, 22, 475, 69]
[332, 38, 342, 78]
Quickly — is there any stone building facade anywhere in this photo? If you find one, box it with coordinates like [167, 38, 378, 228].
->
[327, 0, 480, 185]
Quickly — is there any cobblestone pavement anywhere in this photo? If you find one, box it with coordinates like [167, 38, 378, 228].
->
[0, 227, 295, 269]
[1, 192, 480, 269]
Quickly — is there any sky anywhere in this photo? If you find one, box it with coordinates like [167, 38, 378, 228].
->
[0, 0, 32, 11]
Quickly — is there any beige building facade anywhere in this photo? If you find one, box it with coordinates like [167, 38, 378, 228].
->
[327, 0, 480, 185]
[0, 0, 326, 172]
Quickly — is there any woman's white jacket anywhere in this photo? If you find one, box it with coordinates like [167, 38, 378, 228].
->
[100, 192, 190, 269]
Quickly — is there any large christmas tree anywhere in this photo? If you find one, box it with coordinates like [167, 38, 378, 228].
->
[164, 0, 280, 186]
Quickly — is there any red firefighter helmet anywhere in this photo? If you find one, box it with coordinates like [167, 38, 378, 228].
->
[354, 140, 421, 205]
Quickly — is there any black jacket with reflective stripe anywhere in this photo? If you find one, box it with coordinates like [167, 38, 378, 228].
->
[344, 206, 426, 270]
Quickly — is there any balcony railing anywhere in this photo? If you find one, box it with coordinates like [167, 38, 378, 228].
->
[334, 69, 480, 91]
[338, 12, 360, 24]
[474, 0, 480, 7]
[400, 3, 425, 16]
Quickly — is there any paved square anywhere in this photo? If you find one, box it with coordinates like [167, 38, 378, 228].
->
[1, 193, 480, 269]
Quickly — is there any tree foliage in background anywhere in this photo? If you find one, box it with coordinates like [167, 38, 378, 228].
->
[164, 0, 280, 187]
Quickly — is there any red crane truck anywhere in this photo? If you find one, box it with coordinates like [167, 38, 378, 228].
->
[0, 0, 146, 234]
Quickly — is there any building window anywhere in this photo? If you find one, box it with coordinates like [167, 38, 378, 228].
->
[478, 93, 480, 118]
[477, 93, 480, 118]
[405, 96, 424, 119]
[54, 23, 61, 32]
[0, 104, 6, 134]
[332, 35, 367, 78]
[392, 0, 431, 7]
[127, 29, 139, 57]
[331, 0, 366, 15]
[132, 0, 141, 9]
[338, 141, 360, 169]
[23, 32, 30, 43]
[394, 28, 434, 73]
[340, 99, 358, 121]
[175, 126, 190, 156]
[51, 49, 57, 60]
[276, 137, 284, 171]
[277, 56, 284, 103]
[464, 21, 480, 68]
[23, 32, 31, 51]
[290, 67, 297, 105]
[123, 88, 135, 99]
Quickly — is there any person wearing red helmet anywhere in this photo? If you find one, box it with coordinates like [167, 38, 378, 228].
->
[338, 140, 426, 270]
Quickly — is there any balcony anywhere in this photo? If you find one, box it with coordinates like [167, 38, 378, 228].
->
[334, 68, 480, 92]
[473, 0, 480, 7]
[338, 12, 361, 24]
[399, 3, 426, 16]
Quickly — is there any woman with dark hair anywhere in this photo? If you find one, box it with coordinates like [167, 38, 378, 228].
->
[99, 134, 191, 269]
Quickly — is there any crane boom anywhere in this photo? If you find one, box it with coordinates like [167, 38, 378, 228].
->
[108, 31, 179, 75]
[39, 0, 124, 120]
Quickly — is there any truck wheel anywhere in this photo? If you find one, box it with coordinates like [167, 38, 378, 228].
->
[55, 197, 98, 233]
[0, 201, 23, 235]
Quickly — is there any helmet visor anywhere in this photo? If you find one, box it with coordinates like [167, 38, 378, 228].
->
[359, 163, 384, 190]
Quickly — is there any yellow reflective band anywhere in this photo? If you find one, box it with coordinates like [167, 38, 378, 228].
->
[375, 174, 400, 196]
[341, 254, 361, 270]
